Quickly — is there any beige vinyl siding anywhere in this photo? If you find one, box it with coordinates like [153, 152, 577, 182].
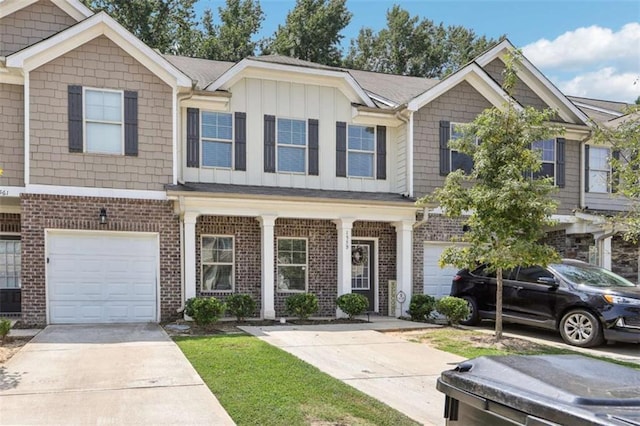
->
[183, 77, 400, 193]
[393, 124, 407, 194]
[483, 58, 549, 111]
[29, 36, 174, 191]
[0, 83, 24, 187]
[0, 0, 77, 56]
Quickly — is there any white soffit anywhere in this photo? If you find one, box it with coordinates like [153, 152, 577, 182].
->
[5, 12, 192, 88]
[207, 59, 377, 108]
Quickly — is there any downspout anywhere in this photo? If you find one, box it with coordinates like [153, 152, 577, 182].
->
[175, 195, 186, 311]
[594, 231, 614, 269]
[407, 110, 414, 198]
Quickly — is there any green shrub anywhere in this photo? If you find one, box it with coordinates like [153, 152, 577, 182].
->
[436, 296, 470, 326]
[336, 293, 369, 320]
[184, 297, 226, 326]
[285, 293, 319, 320]
[226, 294, 257, 322]
[408, 294, 436, 322]
[0, 318, 11, 344]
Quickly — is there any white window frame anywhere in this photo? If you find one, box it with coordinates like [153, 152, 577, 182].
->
[450, 122, 478, 172]
[0, 234, 21, 290]
[200, 235, 235, 292]
[83, 87, 124, 155]
[277, 237, 308, 293]
[347, 124, 376, 178]
[200, 111, 233, 169]
[276, 117, 307, 174]
[588, 146, 612, 193]
[532, 139, 556, 184]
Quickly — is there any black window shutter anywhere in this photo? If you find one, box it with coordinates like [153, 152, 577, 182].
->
[186, 108, 200, 167]
[308, 118, 319, 176]
[68, 85, 83, 152]
[556, 137, 565, 187]
[336, 121, 347, 177]
[234, 112, 247, 171]
[439, 120, 451, 175]
[584, 144, 590, 192]
[611, 149, 620, 193]
[124, 91, 138, 156]
[264, 115, 276, 173]
[376, 125, 387, 180]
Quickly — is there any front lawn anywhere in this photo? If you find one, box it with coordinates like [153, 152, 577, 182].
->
[175, 335, 419, 426]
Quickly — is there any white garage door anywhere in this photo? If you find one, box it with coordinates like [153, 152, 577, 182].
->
[423, 243, 462, 299]
[47, 232, 158, 324]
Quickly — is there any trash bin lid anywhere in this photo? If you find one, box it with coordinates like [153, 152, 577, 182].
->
[438, 355, 640, 426]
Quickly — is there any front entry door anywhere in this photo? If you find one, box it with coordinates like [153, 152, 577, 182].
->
[351, 240, 375, 311]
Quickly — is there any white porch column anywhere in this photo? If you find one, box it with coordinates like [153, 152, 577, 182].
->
[183, 212, 198, 303]
[393, 221, 414, 318]
[602, 236, 612, 270]
[259, 215, 277, 319]
[334, 218, 354, 317]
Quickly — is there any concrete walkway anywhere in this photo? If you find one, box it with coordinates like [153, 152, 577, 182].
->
[241, 317, 464, 426]
[0, 324, 234, 425]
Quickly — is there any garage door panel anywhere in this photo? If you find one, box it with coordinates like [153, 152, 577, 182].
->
[423, 243, 462, 299]
[48, 232, 158, 324]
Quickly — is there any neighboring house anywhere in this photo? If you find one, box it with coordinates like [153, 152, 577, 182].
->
[0, 0, 637, 325]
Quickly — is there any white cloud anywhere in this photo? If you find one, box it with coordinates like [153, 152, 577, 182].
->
[554, 67, 640, 102]
[522, 23, 640, 71]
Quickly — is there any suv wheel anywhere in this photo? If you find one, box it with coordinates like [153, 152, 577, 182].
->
[460, 296, 479, 326]
[559, 309, 604, 348]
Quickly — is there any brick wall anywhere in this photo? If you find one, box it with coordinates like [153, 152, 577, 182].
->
[413, 81, 492, 198]
[612, 237, 639, 283]
[20, 194, 181, 326]
[0, 83, 24, 187]
[29, 36, 174, 191]
[0, 0, 77, 56]
[413, 215, 465, 295]
[353, 221, 396, 316]
[274, 219, 338, 317]
[195, 216, 262, 317]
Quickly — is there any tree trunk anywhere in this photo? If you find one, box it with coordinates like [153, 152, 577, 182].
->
[495, 267, 503, 341]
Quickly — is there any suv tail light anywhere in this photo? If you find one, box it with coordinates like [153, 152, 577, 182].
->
[453, 274, 463, 281]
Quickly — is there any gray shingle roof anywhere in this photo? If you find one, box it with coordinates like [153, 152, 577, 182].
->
[567, 95, 633, 124]
[247, 55, 344, 71]
[347, 69, 439, 106]
[163, 55, 234, 90]
[166, 182, 416, 205]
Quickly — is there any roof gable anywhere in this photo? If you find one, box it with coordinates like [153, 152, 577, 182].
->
[5, 11, 191, 88]
[0, 0, 92, 20]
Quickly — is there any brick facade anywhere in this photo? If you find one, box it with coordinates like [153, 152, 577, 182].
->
[195, 216, 262, 317]
[29, 35, 174, 191]
[0, 0, 76, 56]
[20, 194, 181, 326]
[611, 236, 639, 283]
[0, 83, 25, 187]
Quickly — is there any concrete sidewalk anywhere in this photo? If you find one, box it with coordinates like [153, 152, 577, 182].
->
[240, 318, 464, 426]
[1, 324, 234, 425]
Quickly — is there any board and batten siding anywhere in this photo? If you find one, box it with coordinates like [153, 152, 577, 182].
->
[183, 77, 405, 194]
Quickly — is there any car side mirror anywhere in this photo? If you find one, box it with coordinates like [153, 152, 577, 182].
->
[537, 276, 558, 287]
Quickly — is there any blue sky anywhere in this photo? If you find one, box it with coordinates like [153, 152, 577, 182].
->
[195, 0, 640, 102]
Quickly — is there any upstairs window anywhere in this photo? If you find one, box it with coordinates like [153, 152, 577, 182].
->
[532, 139, 556, 180]
[450, 123, 476, 174]
[84, 89, 123, 154]
[201, 112, 233, 168]
[588, 146, 611, 193]
[348, 125, 375, 177]
[277, 118, 307, 173]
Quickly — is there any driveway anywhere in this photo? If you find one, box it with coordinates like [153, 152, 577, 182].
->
[0, 324, 234, 425]
[241, 320, 465, 426]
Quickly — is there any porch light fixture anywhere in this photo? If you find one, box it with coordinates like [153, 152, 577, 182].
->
[99, 208, 108, 225]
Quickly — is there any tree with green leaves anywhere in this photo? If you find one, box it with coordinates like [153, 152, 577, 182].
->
[418, 52, 561, 340]
[593, 108, 640, 243]
[199, 0, 264, 61]
[263, 0, 352, 66]
[82, 0, 201, 56]
[345, 5, 500, 78]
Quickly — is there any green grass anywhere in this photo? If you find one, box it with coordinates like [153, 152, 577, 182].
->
[411, 328, 640, 369]
[175, 335, 419, 426]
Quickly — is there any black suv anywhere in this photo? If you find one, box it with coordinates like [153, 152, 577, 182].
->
[451, 259, 640, 347]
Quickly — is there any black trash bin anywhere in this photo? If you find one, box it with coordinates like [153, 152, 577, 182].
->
[437, 355, 640, 426]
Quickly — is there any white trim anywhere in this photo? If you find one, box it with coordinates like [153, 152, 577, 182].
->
[572, 101, 624, 118]
[45, 229, 161, 324]
[207, 58, 376, 108]
[200, 234, 235, 293]
[0, 186, 24, 198]
[26, 184, 168, 200]
[172, 87, 178, 185]
[408, 111, 414, 197]
[408, 63, 519, 112]
[83, 87, 125, 155]
[351, 237, 379, 313]
[366, 92, 398, 108]
[276, 236, 309, 293]
[0, 0, 38, 19]
[5, 12, 191, 88]
[24, 71, 29, 186]
[475, 40, 590, 125]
